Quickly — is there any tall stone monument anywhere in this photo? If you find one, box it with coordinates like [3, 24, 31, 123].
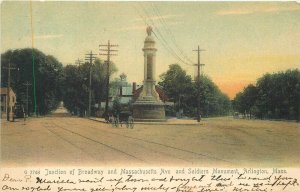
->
[132, 26, 166, 121]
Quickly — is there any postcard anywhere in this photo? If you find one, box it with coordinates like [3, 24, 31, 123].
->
[1, 1, 299, 191]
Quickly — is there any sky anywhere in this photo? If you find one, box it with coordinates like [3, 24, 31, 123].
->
[1, 1, 300, 99]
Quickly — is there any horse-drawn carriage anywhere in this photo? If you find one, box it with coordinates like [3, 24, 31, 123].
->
[106, 111, 134, 128]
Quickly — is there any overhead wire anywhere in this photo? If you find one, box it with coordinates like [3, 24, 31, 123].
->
[151, 3, 194, 65]
[136, 3, 194, 66]
[143, 5, 193, 66]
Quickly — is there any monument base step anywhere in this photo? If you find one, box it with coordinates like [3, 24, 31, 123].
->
[133, 118, 167, 122]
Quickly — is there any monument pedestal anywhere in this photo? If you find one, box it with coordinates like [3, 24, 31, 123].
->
[133, 101, 165, 122]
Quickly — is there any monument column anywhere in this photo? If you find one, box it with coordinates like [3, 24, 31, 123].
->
[132, 26, 166, 121]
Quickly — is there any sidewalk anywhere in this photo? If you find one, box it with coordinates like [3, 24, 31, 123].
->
[88, 117, 203, 126]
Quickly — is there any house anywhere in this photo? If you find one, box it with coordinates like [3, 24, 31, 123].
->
[97, 73, 172, 116]
[0, 87, 17, 120]
[100, 82, 142, 113]
[132, 84, 169, 103]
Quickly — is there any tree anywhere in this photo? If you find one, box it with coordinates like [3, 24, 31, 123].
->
[233, 69, 300, 120]
[198, 75, 231, 117]
[158, 64, 193, 101]
[1, 48, 63, 115]
[159, 64, 231, 117]
[158, 64, 193, 113]
[62, 58, 118, 116]
[255, 70, 300, 120]
[61, 65, 84, 116]
[233, 84, 257, 118]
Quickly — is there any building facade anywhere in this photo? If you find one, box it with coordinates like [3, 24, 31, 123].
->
[0, 87, 17, 120]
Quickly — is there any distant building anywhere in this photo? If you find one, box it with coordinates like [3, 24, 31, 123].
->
[97, 73, 171, 116]
[100, 82, 142, 112]
[0, 87, 17, 120]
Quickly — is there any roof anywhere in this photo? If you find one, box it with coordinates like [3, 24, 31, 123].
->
[133, 85, 169, 102]
[0, 87, 15, 95]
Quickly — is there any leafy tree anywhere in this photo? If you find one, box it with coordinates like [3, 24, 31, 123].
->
[1, 48, 63, 115]
[159, 64, 231, 117]
[233, 84, 257, 118]
[256, 70, 300, 120]
[61, 65, 85, 116]
[159, 64, 193, 112]
[62, 59, 118, 116]
[233, 69, 300, 120]
[198, 75, 231, 117]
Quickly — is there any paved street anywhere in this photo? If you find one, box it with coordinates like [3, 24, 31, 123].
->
[1, 109, 299, 167]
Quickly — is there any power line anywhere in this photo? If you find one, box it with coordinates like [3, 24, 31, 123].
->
[141, 4, 193, 66]
[135, 3, 193, 67]
[132, 4, 150, 26]
[99, 40, 118, 116]
[133, 3, 180, 67]
[151, 3, 194, 64]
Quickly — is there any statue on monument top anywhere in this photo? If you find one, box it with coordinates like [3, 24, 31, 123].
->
[146, 26, 152, 36]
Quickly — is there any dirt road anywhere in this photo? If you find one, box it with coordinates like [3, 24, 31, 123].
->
[1, 112, 299, 167]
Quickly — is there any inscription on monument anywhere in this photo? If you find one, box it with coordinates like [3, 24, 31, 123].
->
[147, 55, 153, 80]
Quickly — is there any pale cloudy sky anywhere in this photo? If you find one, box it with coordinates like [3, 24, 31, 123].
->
[1, 1, 300, 98]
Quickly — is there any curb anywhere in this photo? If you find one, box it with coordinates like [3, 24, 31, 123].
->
[88, 118, 203, 126]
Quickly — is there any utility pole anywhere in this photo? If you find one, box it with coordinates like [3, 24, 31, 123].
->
[85, 51, 97, 117]
[193, 46, 205, 122]
[99, 40, 118, 116]
[23, 81, 32, 117]
[75, 58, 83, 66]
[3, 60, 16, 121]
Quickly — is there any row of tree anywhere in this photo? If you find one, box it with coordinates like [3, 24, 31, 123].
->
[62, 59, 119, 116]
[1, 48, 118, 116]
[1, 49, 232, 118]
[232, 69, 300, 121]
[2, 48, 298, 121]
[1, 48, 63, 115]
[158, 64, 231, 117]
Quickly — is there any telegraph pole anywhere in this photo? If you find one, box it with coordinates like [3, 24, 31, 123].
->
[75, 58, 83, 66]
[193, 46, 205, 122]
[4, 60, 16, 121]
[99, 40, 118, 116]
[23, 81, 32, 117]
[85, 51, 97, 117]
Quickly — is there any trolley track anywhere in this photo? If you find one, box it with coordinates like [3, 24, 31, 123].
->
[44, 121, 146, 163]
[52, 121, 195, 164]
[45, 124, 99, 161]
[89, 124, 233, 164]
[59, 118, 232, 164]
